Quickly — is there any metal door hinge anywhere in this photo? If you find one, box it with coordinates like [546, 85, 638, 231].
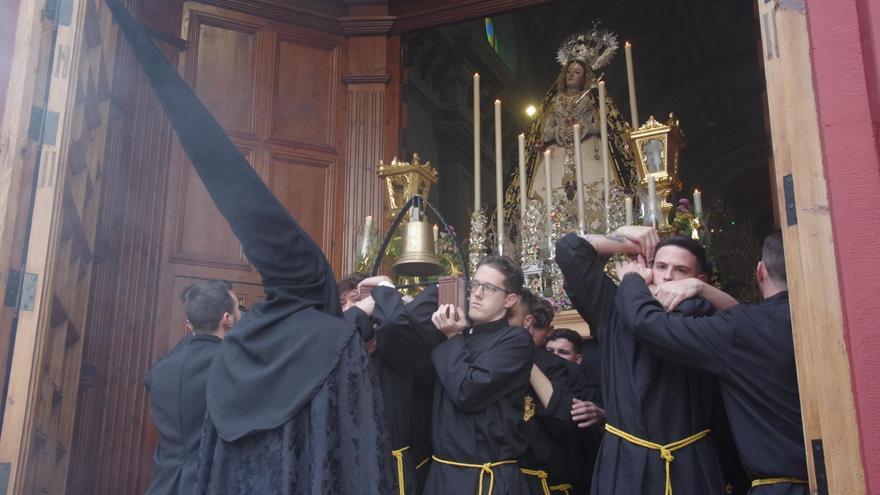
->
[4, 270, 38, 311]
[812, 438, 829, 495]
[783, 174, 797, 226]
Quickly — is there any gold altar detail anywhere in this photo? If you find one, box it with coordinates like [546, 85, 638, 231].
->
[627, 114, 685, 233]
[377, 154, 439, 219]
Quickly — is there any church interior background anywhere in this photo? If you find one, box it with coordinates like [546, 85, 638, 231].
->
[0, 0, 877, 493]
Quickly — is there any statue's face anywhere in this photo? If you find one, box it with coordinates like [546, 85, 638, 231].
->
[565, 62, 586, 91]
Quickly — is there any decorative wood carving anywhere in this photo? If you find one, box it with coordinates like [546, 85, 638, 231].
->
[0, 0, 120, 492]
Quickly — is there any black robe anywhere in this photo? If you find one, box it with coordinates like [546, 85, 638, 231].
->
[105, 2, 392, 493]
[519, 349, 597, 494]
[404, 286, 444, 490]
[555, 233, 725, 494]
[617, 276, 808, 495]
[144, 335, 220, 495]
[371, 285, 433, 495]
[424, 319, 534, 495]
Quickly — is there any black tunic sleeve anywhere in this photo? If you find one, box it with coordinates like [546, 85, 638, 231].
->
[616, 273, 736, 376]
[555, 233, 617, 338]
[343, 307, 375, 342]
[432, 329, 534, 412]
[372, 286, 420, 374]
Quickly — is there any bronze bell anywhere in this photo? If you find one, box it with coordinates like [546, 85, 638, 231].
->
[392, 220, 445, 277]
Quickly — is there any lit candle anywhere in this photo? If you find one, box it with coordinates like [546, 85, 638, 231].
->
[694, 189, 703, 217]
[624, 42, 639, 128]
[598, 81, 611, 233]
[573, 123, 585, 235]
[625, 197, 633, 226]
[518, 133, 527, 221]
[647, 175, 657, 227]
[361, 215, 373, 257]
[433, 224, 439, 253]
[495, 99, 504, 254]
[544, 149, 553, 254]
[473, 73, 481, 211]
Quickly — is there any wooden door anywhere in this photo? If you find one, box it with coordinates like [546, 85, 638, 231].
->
[757, 1, 865, 493]
[0, 0, 119, 493]
[152, 2, 347, 361]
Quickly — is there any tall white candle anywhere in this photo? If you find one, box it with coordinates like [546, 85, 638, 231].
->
[647, 175, 657, 227]
[361, 215, 373, 257]
[598, 81, 611, 233]
[433, 224, 439, 253]
[625, 197, 633, 226]
[694, 189, 703, 217]
[544, 149, 553, 254]
[473, 73, 481, 211]
[495, 99, 504, 254]
[573, 123, 585, 235]
[625, 42, 639, 128]
[518, 133, 527, 221]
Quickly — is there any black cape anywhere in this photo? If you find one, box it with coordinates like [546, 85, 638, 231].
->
[106, 2, 392, 492]
[556, 233, 725, 494]
[144, 335, 220, 495]
[617, 276, 808, 495]
[424, 320, 534, 495]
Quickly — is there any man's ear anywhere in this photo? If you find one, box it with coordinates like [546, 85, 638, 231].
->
[504, 292, 519, 309]
[697, 273, 709, 283]
[221, 312, 234, 329]
[576, 353, 583, 365]
[756, 261, 766, 284]
[523, 314, 535, 329]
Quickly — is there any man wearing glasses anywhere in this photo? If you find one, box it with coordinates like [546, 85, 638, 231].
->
[424, 255, 534, 495]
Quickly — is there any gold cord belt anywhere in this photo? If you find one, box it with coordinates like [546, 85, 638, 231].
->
[391, 446, 410, 495]
[520, 468, 550, 495]
[751, 477, 808, 488]
[605, 423, 711, 495]
[548, 483, 574, 494]
[431, 455, 518, 495]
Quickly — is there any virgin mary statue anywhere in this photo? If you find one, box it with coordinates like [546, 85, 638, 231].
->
[504, 25, 637, 235]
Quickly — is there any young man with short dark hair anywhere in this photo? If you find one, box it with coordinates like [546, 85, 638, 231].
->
[544, 328, 583, 364]
[145, 280, 240, 495]
[556, 226, 726, 494]
[425, 255, 534, 495]
[615, 232, 808, 493]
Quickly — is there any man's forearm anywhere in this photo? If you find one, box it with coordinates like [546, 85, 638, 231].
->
[530, 365, 554, 409]
[584, 233, 640, 257]
[697, 282, 739, 311]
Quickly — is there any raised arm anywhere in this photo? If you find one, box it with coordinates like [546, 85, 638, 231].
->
[432, 329, 534, 412]
[615, 273, 736, 376]
[107, 0, 339, 313]
[554, 233, 618, 334]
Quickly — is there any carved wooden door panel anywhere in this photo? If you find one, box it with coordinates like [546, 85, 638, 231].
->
[152, 3, 346, 361]
[0, 0, 119, 493]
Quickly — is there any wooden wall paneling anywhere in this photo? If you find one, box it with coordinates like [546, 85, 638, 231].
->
[270, 33, 340, 151]
[65, 1, 183, 492]
[0, 0, 120, 491]
[339, 5, 401, 273]
[757, 1, 865, 493]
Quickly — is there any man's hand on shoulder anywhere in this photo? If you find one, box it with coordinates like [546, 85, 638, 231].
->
[654, 278, 704, 311]
[431, 304, 468, 339]
[614, 255, 652, 285]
